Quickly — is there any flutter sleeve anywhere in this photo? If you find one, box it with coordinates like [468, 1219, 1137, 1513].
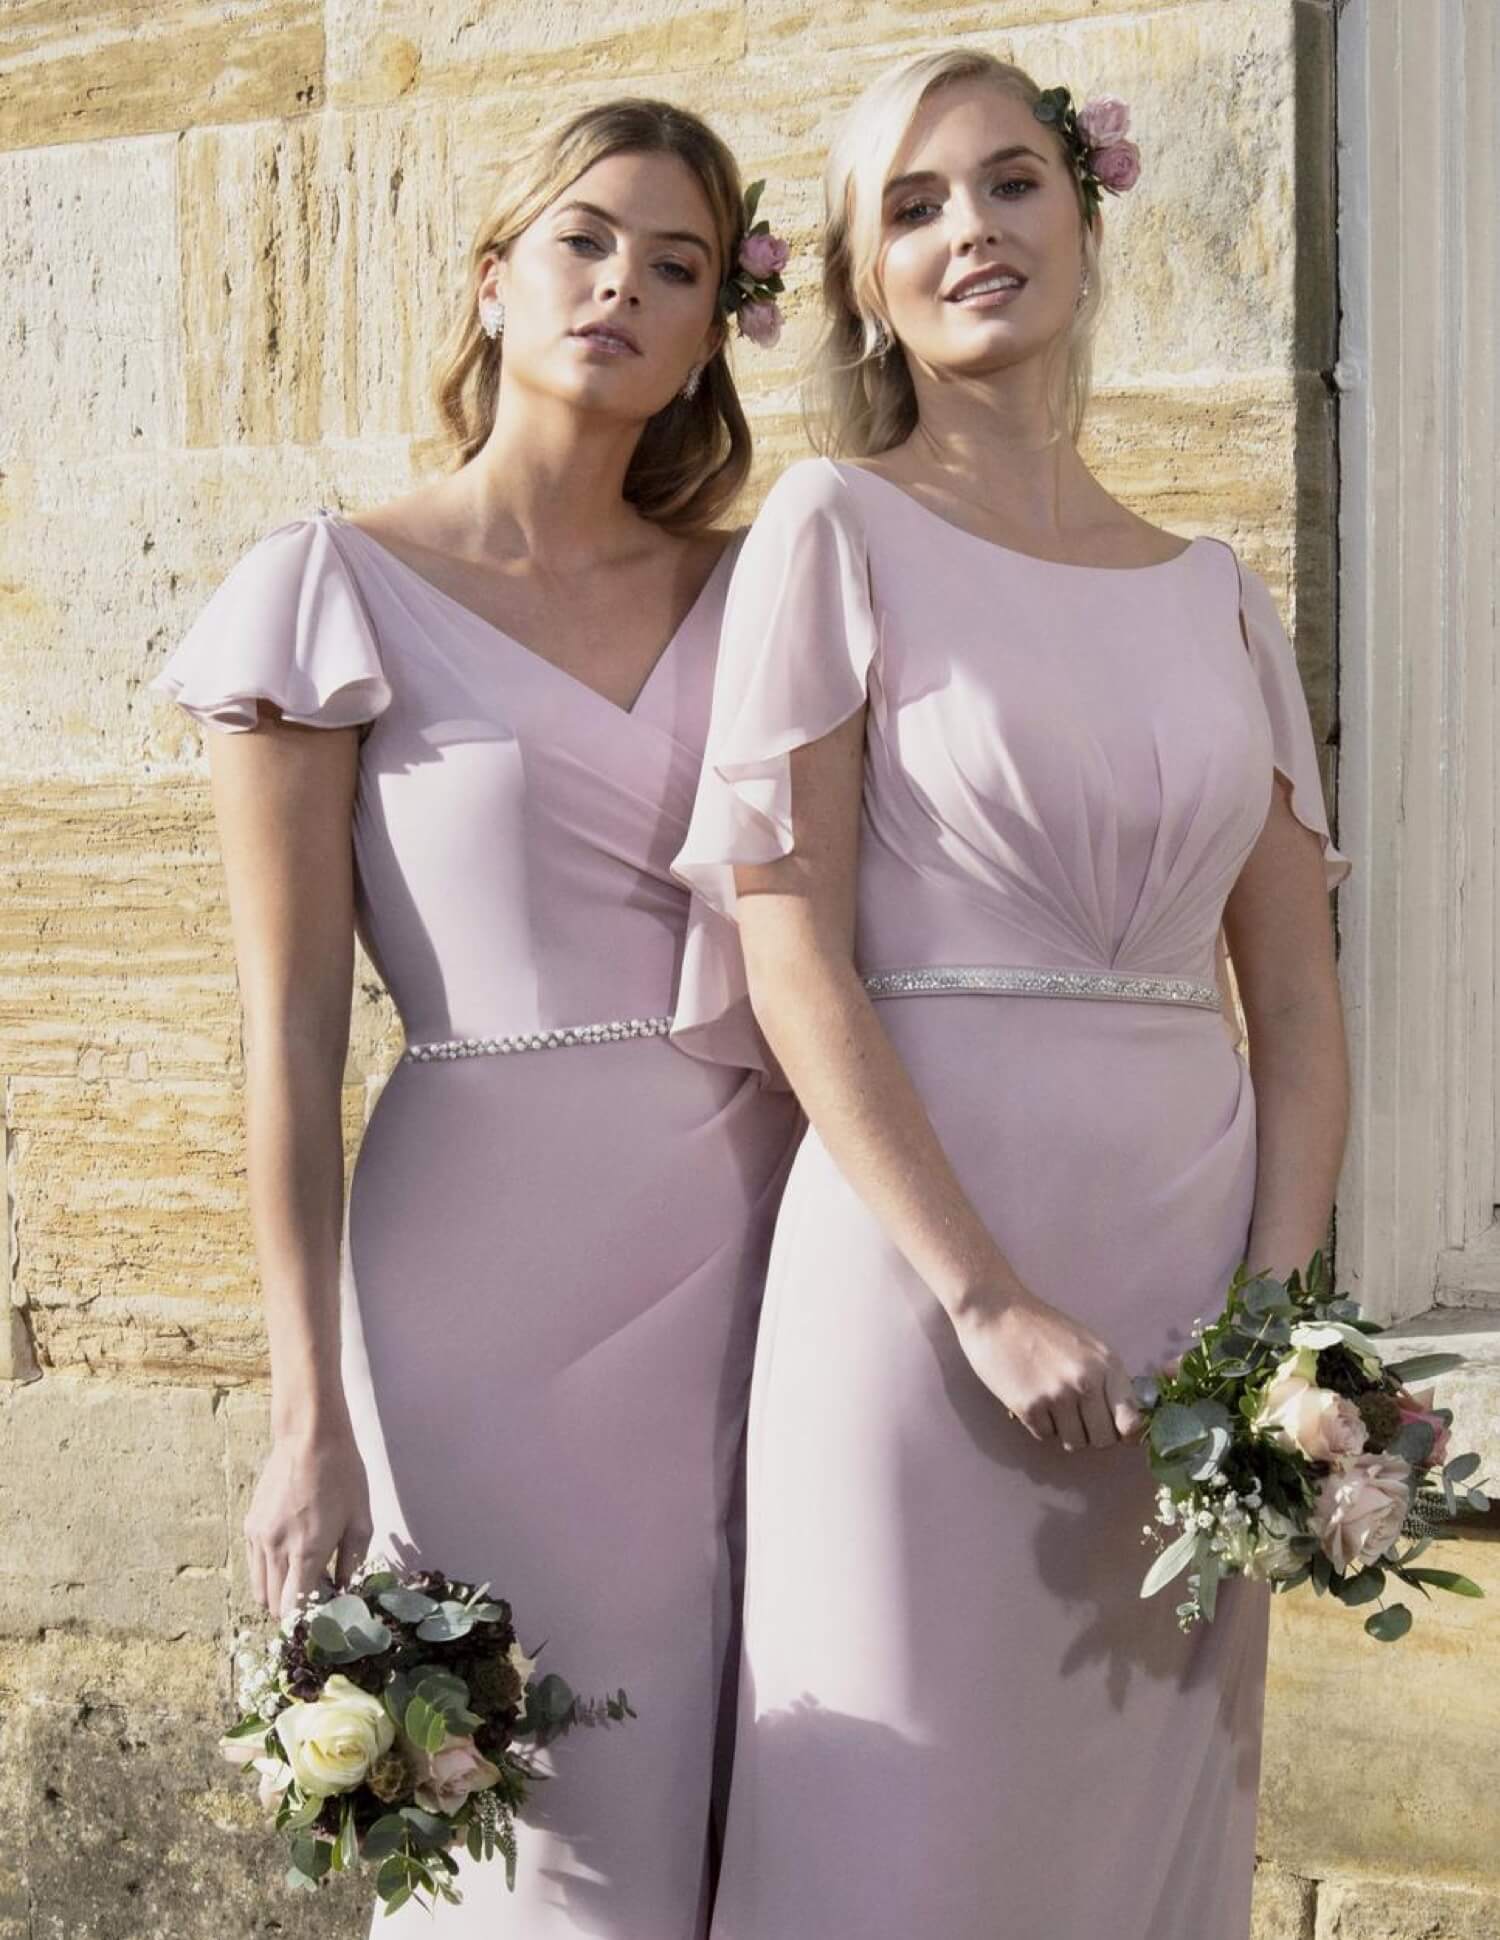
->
[1232, 550, 1351, 893]
[669, 458, 880, 1083]
[150, 515, 390, 733]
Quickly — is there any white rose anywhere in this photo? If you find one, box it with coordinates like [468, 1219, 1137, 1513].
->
[273, 1673, 395, 1798]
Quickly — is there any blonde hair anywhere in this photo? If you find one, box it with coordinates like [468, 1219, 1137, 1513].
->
[810, 48, 1103, 457]
[428, 100, 752, 532]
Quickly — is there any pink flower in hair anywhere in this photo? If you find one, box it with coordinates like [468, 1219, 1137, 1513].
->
[1091, 141, 1142, 193]
[739, 232, 790, 279]
[737, 299, 783, 348]
[1077, 96, 1131, 147]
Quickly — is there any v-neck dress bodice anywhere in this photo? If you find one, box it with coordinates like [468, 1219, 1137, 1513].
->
[157, 510, 752, 1055]
[151, 508, 802, 1938]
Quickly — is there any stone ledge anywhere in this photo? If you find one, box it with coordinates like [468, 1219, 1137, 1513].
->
[1313, 1874, 1500, 1939]
[1375, 1305, 1500, 1492]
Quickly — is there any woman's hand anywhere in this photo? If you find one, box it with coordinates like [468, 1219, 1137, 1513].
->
[244, 1422, 373, 1620]
[952, 1290, 1146, 1451]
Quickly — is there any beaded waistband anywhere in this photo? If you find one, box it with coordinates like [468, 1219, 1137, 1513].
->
[400, 965, 1222, 1066]
[860, 965, 1222, 1011]
[401, 1016, 674, 1063]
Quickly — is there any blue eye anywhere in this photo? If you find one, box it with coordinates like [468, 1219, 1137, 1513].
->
[657, 261, 696, 284]
[994, 177, 1037, 199]
[892, 199, 940, 225]
[562, 232, 603, 254]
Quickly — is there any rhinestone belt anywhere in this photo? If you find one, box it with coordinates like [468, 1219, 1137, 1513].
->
[400, 964, 1220, 1065]
[860, 965, 1222, 1011]
[401, 1016, 674, 1063]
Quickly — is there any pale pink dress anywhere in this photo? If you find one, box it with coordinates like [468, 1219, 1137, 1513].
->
[151, 510, 803, 1938]
[670, 457, 1350, 1940]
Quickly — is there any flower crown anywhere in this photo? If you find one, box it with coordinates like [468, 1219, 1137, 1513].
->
[1032, 88, 1141, 223]
[718, 179, 788, 349]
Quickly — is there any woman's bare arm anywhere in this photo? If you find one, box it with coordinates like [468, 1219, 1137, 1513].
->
[731, 708, 1144, 1453]
[207, 710, 373, 1613]
[1221, 772, 1350, 1280]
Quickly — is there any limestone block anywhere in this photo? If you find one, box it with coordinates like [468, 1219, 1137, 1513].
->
[749, 0, 1210, 54]
[0, 783, 241, 1083]
[1252, 1865, 1317, 1940]
[0, 1376, 225, 1635]
[0, 1701, 26, 1933]
[7, 1075, 370, 1381]
[447, 2, 1326, 413]
[179, 107, 460, 450]
[1314, 1877, 1500, 1940]
[0, 781, 400, 1085]
[1260, 1532, 1500, 1890]
[0, 1630, 221, 1717]
[0, 137, 180, 462]
[327, 0, 745, 109]
[0, 0, 323, 152]
[0, 450, 389, 781]
[23, 1690, 370, 1940]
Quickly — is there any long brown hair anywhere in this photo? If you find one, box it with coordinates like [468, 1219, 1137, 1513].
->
[428, 99, 753, 531]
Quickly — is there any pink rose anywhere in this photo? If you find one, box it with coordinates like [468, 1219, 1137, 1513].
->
[738, 232, 789, 279]
[408, 1736, 502, 1816]
[1253, 1372, 1368, 1464]
[1077, 96, 1131, 147]
[737, 299, 783, 348]
[1310, 1451, 1412, 1573]
[1090, 141, 1141, 193]
[1394, 1386, 1452, 1468]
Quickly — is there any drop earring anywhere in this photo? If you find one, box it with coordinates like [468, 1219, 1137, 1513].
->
[871, 318, 893, 362]
[1074, 268, 1091, 312]
[680, 362, 703, 400]
[479, 299, 505, 339]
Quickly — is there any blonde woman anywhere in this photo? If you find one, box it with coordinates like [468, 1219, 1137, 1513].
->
[673, 50, 1350, 1940]
[152, 101, 801, 1937]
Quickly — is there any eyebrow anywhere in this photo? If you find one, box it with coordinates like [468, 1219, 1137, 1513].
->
[883, 145, 1051, 200]
[553, 199, 714, 260]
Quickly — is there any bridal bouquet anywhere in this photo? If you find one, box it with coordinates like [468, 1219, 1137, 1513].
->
[218, 1557, 634, 1917]
[1133, 1253, 1489, 1640]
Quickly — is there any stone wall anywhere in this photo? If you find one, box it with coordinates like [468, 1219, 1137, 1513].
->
[5, 3, 1491, 1936]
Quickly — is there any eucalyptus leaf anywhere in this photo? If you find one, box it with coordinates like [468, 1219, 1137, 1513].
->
[375, 1853, 409, 1897]
[378, 1588, 439, 1622]
[1466, 1487, 1491, 1512]
[1386, 1352, 1464, 1383]
[417, 1601, 477, 1643]
[289, 1832, 332, 1881]
[1149, 1403, 1212, 1462]
[1140, 1525, 1199, 1599]
[1330, 1566, 1385, 1606]
[337, 1797, 359, 1871]
[307, 1612, 350, 1657]
[1364, 1603, 1413, 1642]
[362, 1814, 410, 1862]
[404, 1695, 450, 1755]
[399, 1805, 452, 1849]
[1404, 1567, 1484, 1597]
[1131, 1374, 1160, 1411]
[1187, 1425, 1232, 1482]
[1443, 1452, 1482, 1484]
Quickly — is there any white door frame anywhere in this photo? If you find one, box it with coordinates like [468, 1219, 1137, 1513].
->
[1335, 0, 1500, 1323]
